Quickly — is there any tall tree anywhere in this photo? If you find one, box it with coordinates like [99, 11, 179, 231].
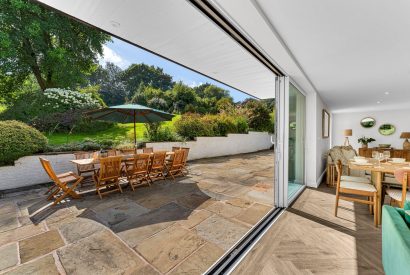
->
[122, 63, 173, 97]
[0, 0, 111, 93]
[88, 63, 126, 105]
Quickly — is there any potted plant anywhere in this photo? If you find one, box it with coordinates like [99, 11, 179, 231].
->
[358, 136, 376, 148]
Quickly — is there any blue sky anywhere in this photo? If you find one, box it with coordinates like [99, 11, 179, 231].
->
[99, 38, 253, 102]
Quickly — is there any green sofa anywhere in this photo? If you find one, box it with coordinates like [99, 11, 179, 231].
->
[382, 206, 410, 275]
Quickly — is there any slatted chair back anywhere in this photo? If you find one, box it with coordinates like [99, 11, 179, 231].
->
[172, 146, 181, 152]
[151, 151, 166, 170]
[171, 150, 184, 168]
[107, 149, 117, 157]
[133, 153, 151, 174]
[393, 169, 410, 208]
[97, 156, 122, 182]
[143, 147, 154, 154]
[180, 147, 190, 166]
[120, 148, 136, 156]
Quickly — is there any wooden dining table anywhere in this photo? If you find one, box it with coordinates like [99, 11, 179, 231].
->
[348, 158, 410, 225]
[70, 151, 174, 166]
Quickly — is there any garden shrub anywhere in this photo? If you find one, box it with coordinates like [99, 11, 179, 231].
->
[174, 114, 214, 140]
[174, 113, 249, 140]
[45, 138, 115, 152]
[144, 122, 181, 142]
[0, 120, 48, 165]
[244, 100, 273, 132]
[2, 88, 105, 133]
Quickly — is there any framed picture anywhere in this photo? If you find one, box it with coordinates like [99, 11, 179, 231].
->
[322, 109, 330, 138]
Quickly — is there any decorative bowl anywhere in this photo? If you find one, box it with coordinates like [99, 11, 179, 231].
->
[379, 144, 391, 148]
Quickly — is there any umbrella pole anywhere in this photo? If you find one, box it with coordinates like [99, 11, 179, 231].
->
[133, 110, 137, 148]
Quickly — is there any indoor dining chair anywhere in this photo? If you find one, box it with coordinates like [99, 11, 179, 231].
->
[385, 168, 410, 208]
[334, 160, 378, 226]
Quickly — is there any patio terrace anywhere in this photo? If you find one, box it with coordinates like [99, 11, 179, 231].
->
[0, 150, 273, 274]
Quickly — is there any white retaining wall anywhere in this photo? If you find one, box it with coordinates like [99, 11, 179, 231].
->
[147, 131, 273, 161]
[0, 131, 273, 190]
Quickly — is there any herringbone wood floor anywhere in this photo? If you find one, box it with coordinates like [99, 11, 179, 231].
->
[233, 185, 384, 275]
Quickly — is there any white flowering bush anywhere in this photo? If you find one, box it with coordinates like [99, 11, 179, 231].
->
[43, 88, 101, 111]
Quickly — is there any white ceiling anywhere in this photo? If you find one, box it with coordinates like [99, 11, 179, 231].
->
[212, 0, 410, 113]
[36, 0, 277, 99]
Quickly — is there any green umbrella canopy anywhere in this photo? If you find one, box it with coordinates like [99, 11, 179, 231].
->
[86, 104, 174, 123]
[86, 104, 174, 146]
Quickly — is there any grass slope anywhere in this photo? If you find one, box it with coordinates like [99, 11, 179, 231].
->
[46, 115, 179, 145]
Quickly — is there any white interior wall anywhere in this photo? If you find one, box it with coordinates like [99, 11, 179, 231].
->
[332, 109, 410, 150]
[305, 92, 331, 187]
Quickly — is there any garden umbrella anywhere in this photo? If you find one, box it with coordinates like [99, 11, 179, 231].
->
[86, 104, 174, 146]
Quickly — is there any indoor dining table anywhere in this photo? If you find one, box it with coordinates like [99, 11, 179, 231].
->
[348, 158, 410, 225]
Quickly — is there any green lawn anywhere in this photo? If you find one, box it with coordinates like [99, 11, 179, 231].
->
[46, 115, 180, 145]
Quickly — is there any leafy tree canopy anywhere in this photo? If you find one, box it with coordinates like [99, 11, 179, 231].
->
[88, 63, 126, 105]
[0, 0, 111, 95]
[122, 63, 173, 97]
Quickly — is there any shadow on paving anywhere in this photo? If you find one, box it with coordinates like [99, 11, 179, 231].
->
[28, 176, 212, 232]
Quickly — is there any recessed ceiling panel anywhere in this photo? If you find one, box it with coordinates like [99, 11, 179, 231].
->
[36, 0, 277, 99]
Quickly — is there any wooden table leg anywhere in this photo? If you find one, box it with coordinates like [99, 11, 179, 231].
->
[372, 171, 383, 225]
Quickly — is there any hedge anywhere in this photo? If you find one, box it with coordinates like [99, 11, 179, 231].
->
[0, 120, 48, 165]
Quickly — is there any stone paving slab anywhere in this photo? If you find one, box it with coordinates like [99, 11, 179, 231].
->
[57, 215, 105, 244]
[91, 198, 149, 227]
[136, 224, 206, 273]
[57, 230, 148, 274]
[3, 255, 59, 275]
[205, 201, 244, 218]
[0, 243, 18, 271]
[177, 210, 213, 229]
[235, 203, 272, 225]
[19, 230, 64, 263]
[194, 215, 250, 250]
[114, 202, 192, 248]
[170, 242, 224, 275]
[0, 224, 45, 247]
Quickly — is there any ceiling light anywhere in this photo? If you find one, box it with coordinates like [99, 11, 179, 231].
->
[377, 101, 381, 104]
[384, 92, 390, 95]
[110, 20, 120, 28]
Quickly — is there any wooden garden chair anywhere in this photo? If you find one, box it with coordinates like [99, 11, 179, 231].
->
[120, 148, 136, 156]
[143, 147, 154, 153]
[165, 149, 185, 180]
[125, 153, 151, 190]
[334, 160, 378, 226]
[93, 156, 123, 199]
[149, 151, 167, 181]
[180, 147, 190, 175]
[39, 158, 82, 205]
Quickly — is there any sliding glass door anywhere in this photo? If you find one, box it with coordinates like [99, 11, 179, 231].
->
[288, 83, 306, 200]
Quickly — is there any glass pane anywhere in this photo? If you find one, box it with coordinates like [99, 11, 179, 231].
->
[288, 84, 306, 200]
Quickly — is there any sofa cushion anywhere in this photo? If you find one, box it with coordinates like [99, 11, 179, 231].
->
[340, 181, 376, 192]
[341, 175, 371, 183]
